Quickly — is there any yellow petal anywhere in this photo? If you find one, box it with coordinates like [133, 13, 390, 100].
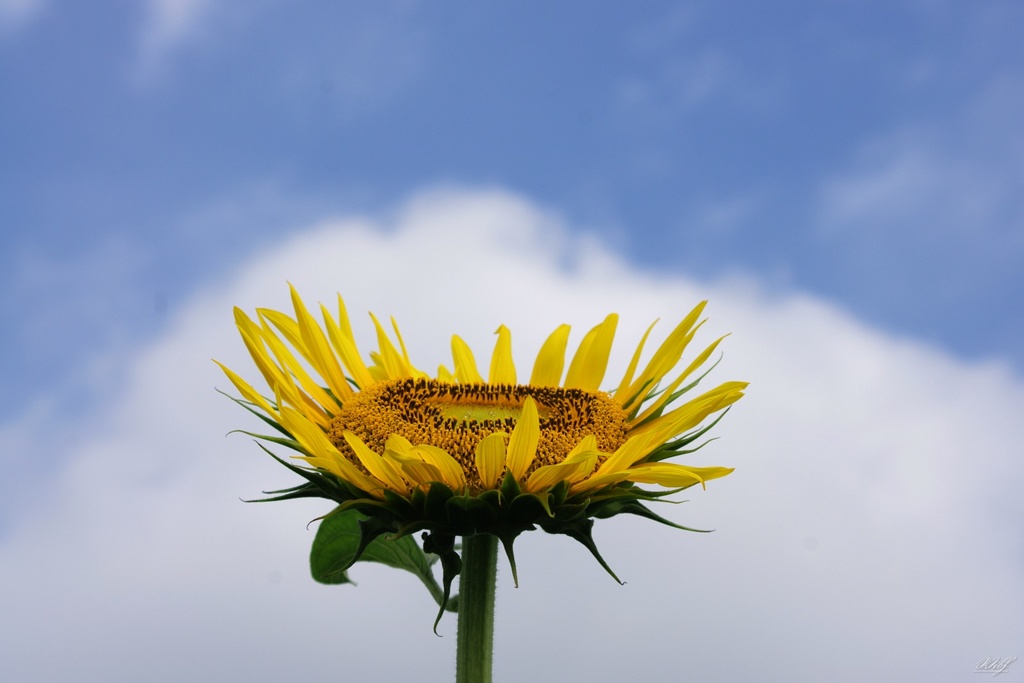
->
[488, 324, 517, 385]
[620, 302, 706, 408]
[524, 460, 580, 493]
[566, 434, 598, 459]
[396, 459, 445, 488]
[255, 308, 304, 353]
[320, 303, 373, 391]
[342, 431, 410, 493]
[524, 450, 599, 492]
[506, 396, 539, 480]
[475, 432, 507, 489]
[632, 334, 729, 425]
[335, 293, 357, 342]
[593, 432, 656, 477]
[437, 364, 455, 383]
[234, 308, 289, 393]
[381, 436, 450, 488]
[625, 463, 735, 490]
[562, 450, 599, 484]
[237, 314, 328, 426]
[384, 433, 415, 457]
[276, 408, 381, 493]
[414, 444, 468, 490]
[383, 447, 443, 488]
[257, 316, 337, 418]
[214, 361, 278, 417]
[390, 316, 428, 379]
[331, 294, 378, 385]
[613, 319, 658, 403]
[369, 312, 410, 379]
[632, 382, 748, 443]
[292, 453, 344, 479]
[367, 353, 390, 383]
[564, 314, 618, 391]
[529, 324, 570, 386]
[287, 285, 352, 405]
[568, 469, 632, 494]
[451, 335, 484, 384]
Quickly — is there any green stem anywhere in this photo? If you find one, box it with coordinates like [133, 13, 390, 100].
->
[455, 533, 498, 683]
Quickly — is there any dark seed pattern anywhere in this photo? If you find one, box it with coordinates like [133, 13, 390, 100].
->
[328, 378, 629, 489]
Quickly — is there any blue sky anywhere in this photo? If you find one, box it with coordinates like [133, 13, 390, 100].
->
[3, 0, 1023, 422]
[2, 2, 1022, 681]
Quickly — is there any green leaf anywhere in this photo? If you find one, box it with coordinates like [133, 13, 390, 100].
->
[309, 507, 457, 613]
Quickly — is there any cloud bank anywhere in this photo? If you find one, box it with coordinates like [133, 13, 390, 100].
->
[1, 188, 1020, 682]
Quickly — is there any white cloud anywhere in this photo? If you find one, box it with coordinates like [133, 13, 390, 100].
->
[1, 188, 1021, 681]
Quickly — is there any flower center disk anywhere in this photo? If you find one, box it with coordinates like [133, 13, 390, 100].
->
[329, 378, 629, 487]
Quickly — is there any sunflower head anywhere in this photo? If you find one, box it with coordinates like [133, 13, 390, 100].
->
[218, 285, 745, 610]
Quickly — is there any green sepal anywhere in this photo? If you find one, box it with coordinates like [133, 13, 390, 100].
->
[394, 519, 435, 538]
[334, 497, 398, 521]
[478, 489, 502, 512]
[546, 518, 622, 584]
[248, 444, 354, 502]
[217, 388, 291, 437]
[632, 355, 725, 430]
[671, 352, 723, 398]
[496, 529, 526, 588]
[647, 438, 717, 463]
[424, 482, 455, 525]
[646, 408, 730, 461]
[320, 386, 345, 412]
[549, 480, 569, 506]
[382, 488, 420, 521]
[614, 485, 689, 502]
[421, 530, 462, 634]
[615, 500, 711, 532]
[507, 493, 551, 524]
[410, 486, 427, 510]
[249, 481, 333, 503]
[622, 378, 655, 416]
[350, 516, 398, 568]
[499, 471, 522, 502]
[229, 429, 301, 451]
[549, 501, 590, 523]
[446, 494, 499, 532]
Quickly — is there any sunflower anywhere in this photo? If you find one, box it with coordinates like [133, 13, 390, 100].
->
[218, 285, 745, 601]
